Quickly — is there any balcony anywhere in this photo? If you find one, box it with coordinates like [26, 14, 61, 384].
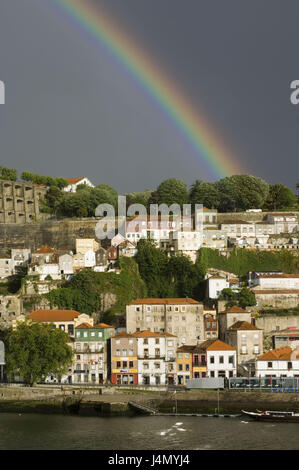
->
[193, 361, 207, 367]
[138, 355, 165, 360]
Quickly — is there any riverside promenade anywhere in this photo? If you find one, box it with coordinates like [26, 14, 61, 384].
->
[1, 385, 299, 416]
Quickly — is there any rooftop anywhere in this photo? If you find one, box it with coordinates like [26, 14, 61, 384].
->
[29, 309, 80, 322]
[228, 321, 261, 331]
[128, 298, 200, 305]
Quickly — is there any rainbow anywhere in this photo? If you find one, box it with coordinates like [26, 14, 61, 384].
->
[50, 0, 244, 178]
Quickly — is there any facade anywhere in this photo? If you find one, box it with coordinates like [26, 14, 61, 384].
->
[220, 220, 255, 238]
[207, 276, 228, 299]
[13, 309, 91, 338]
[168, 230, 202, 262]
[198, 339, 237, 379]
[31, 245, 58, 264]
[256, 346, 299, 378]
[0, 256, 13, 278]
[203, 311, 218, 340]
[177, 340, 237, 382]
[218, 305, 253, 341]
[226, 321, 263, 366]
[126, 298, 204, 346]
[273, 328, 299, 349]
[11, 248, 31, 274]
[0, 180, 47, 224]
[73, 322, 114, 384]
[59, 254, 74, 275]
[176, 346, 193, 385]
[75, 238, 100, 255]
[135, 331, 177, 385]
[251, 273, 299, 290]
[110, 332, 138, 385]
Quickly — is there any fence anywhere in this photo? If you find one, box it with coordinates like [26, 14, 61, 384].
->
[229, 377, 299, 391]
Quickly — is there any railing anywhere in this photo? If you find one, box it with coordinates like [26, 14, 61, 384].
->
[192, 362, 207, 367]
[138, 355, 165, 360]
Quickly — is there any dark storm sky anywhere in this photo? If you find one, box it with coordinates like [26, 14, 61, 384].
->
[0, 0, 299, 193]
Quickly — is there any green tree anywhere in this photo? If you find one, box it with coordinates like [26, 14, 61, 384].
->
[4, 321, 73, 386]
[135, 239, 170, 297]
[0, 166, 17, 181]
[151, 178, 189, 207]
[216, 175, 269, 212]
[238, 287, 256, 308]
[125, 190, 153, 210]
[264, 184, 297, 210]
[189, 180, 220, 208]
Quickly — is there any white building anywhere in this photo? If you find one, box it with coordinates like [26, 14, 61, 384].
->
[0, 256, 13, 278]
[250, 273, 299, 290]
[169, 230, 202, 262]
[11, 249, 31, 274]
[59, 254, 74, 275]
[207, 276, 228, 299]
[29, 263, 61, 280]
[256, 346, 299, 378]
[200, 339, 237, 379]
[64, 177, 95, 193]
[134, 331, 177, 385]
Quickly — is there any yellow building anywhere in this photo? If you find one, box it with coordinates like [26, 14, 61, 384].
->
[176, 346, 193, 385]
[75, 238, 100, 254]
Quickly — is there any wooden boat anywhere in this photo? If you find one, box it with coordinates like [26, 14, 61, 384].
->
[242, 410, 299, 422]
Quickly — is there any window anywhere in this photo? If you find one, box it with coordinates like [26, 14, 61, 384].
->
[219, 356, 224, 364]
[98, 332, 102, 338]
[267, 362, 273, 368]
[143, 339, 148, 344]
[116, 349, 120, 356]
[185, 353, 190, 359]
[288, 362, 293, 369]
[123, 361, 127, 368]
[229, 356, 234, 364]
[116, 361, 121, 368]
[185, 364, 190, 371]
[155, 338, 160, 344]
[91, 332, 95, 337]
[178, 364, 183, 371]
[83, 332, 88, 337]
[210, 356, 215, 364]
[122, 349, 127, 356]
[253, 346, 259, 354]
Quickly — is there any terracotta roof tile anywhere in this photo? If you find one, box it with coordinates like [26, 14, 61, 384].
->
[219, 305, 249, 314]
[258, 346, 293, 361]
[29, 309, 80, 322]
[131, 330, 176, 338]
[228, 321, 261, 331]
[93, 323, 114, 329]
[67, 177, 85, 184]
[33, 245, 57, 254]
[198, 339, 236, 351]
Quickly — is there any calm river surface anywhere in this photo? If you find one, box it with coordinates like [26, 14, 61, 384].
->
[0, 413, 298, 450]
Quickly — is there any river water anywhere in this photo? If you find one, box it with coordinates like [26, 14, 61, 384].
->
[0, 413, 298, 450]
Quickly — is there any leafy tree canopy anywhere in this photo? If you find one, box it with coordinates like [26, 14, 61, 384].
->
[4, 321, 73, 385]
[263, 183, 297, 210]
[151, 178, 189, 208]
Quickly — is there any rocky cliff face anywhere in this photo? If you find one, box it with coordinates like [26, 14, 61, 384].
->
[0, 219, 101, 252]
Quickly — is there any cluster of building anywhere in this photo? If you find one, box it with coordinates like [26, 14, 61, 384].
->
[8, 294, 299, 386]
